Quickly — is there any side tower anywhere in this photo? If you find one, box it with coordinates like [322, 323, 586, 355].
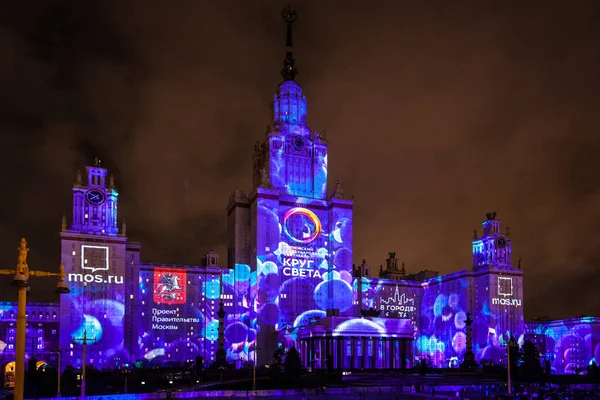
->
[59, 159, 139, 370]
[70, 159, 119, 235]
[228, 7, 354, 367]
[471, 212, 524, 364]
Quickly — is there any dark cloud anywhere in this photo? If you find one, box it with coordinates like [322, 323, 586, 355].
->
[0, 0, 599, 319]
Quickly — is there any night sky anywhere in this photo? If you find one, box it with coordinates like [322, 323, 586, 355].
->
[1, 1, 599, 319]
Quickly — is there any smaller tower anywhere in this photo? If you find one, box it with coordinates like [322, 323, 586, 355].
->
[355, 258, 369, 277]
[204, 250, 219, 267]
[69, 158, 119, 236]
[472, 212, 513, 270]
[379, 252, 406, 280]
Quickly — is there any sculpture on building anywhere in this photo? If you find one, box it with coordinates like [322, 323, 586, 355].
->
[260, 167, 272, 188]
[332, 178, 345, 199]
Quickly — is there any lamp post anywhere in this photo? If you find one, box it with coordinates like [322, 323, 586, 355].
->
[0, 238, 70, 400]
[53, 349, 61, 397]
[75, 329, 95, 400]
[252, 345, 260, 392]
[505, 336, 517, 397]
[121, 367, 131, 394]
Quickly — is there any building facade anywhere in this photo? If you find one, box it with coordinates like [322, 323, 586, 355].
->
[525, 317, 600, 374]
[0, 302, 59, 386]
[0, 9, 597, 378]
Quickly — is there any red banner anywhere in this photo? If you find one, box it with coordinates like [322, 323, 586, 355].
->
[153, 268, 187, 305]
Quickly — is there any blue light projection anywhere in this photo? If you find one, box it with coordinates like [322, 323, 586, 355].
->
[268, 80, 328, 200]
[412, 273, 526, 367]
[526, 317, 600, 374]
[255, 197, 353, 332]
[135, 267, 254, 367]
[415, 276, 470, 367]
[60, 266, 127, 369]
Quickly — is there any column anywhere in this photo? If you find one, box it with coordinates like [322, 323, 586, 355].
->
[381, 338, 386, 369]
[379, 338, 384, 369]
[371, 338, 377, 369]
[328, 337, 333, 371]
[310, 337, 315, 371]
[304, 340, 309, 369]
[319, 338, 324, 369]
[406, 339, 414, 368]
[337, 338, 343, 370]
[400, 339, 406, 369]
[325, 338, 331, 372]
[349, 337, 354, 369]
[366, 338, 371, 369]
[389, 338, 396, 369]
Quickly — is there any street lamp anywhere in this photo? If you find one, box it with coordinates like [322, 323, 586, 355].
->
[253, 345, 260, 392]
[505, 336, 518, 397]
[0, 238, 70, 400]
[75, 329, 95, 400]
[121, 367, 131, 394]
[52, 349, 62, 398]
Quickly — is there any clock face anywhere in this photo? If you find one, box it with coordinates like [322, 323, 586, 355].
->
[495, 235, 507, 249]
[293, 136, 304, 150]
[86, 189, 106, 205]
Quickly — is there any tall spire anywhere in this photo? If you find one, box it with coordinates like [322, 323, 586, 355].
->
[281, 5, 298, 81]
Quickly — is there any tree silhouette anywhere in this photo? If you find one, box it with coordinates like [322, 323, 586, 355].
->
[518, 340, 543, 381]
[269, 347, 286, 378]
[283, 347, 303, 375]
[507, 337, 520, 374]
[587, 361, 600, 382]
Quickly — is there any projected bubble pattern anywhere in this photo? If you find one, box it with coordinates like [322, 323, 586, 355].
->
[36, 14, 594, 374]
[525, 317, 600, 374]
[129, 263, 262, 369]
[252, 194, 354, 364]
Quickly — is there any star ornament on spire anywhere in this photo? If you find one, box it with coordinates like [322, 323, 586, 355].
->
[282, 5, 298, 25]
[281, 5, 298, 81]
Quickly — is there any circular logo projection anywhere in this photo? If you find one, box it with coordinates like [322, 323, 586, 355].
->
[282, 207, 322, 244]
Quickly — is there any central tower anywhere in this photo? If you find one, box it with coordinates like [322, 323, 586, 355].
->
[227, 7, 354, 366]
[252, 7, 328, 199]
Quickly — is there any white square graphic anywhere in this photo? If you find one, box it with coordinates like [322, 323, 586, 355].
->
[81, 245, 109, 273]
[497, 277, 513, 297]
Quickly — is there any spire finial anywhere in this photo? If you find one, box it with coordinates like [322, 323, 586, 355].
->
[281, 5, 298, 81]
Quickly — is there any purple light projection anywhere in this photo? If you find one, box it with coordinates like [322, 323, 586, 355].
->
[526, 317, 600, 374]
[254, 198, 354, 331]
[134, 265, 255, 368]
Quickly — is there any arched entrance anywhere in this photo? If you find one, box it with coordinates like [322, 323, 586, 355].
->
[4, 362, 15, 388]
[36, 360, 49, 370]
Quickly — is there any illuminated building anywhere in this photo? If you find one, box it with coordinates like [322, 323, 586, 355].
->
[57, 160, 244, 369]
[0, 303, 59, 387]
[0, 8, 597, 377]
[227, 7, 351, 366]
[525, 317, 600, 374]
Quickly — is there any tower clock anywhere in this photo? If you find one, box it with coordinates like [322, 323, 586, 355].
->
[472, 212, 513, 270]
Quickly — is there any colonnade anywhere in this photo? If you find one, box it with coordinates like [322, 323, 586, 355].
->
[297, 336, 413, 370]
